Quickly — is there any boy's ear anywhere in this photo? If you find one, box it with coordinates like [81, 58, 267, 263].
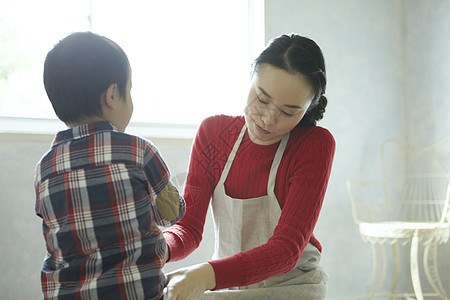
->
[102, 83, 118, 109]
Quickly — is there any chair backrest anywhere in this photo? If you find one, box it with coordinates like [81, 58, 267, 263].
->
[347, 179, 389, 224]
[381, 137, 450, 224]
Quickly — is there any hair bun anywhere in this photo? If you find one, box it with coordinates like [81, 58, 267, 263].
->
[299, 95, 327, 126]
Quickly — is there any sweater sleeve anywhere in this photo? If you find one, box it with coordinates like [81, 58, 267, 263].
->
[163, 116, 225, 261]
[209, 127, 335, 289]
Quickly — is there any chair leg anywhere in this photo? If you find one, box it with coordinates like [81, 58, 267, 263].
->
[390, 243, 400, 300]
[410, 230, 424, 300]
[366, 243, 387, 299]
[423, 239, 449, 299]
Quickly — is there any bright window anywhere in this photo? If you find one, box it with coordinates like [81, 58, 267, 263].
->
[0, 0, 264, 126]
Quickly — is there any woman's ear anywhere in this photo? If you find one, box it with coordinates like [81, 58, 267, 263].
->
[102, 83, 118, 109]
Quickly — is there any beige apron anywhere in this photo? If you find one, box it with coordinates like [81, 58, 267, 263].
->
[202, 125, 328, 299]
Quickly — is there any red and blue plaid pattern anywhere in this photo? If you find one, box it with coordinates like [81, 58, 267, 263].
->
[35, 122, 185, 299]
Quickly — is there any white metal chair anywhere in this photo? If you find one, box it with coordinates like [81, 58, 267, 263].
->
[347, 137, 450, 300]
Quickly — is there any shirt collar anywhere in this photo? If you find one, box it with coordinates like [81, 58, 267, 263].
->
[52, 121, 118, 147]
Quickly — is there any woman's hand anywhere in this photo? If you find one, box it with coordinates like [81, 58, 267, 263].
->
[164, 262, 216, 300]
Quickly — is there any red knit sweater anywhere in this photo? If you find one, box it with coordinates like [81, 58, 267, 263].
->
[163, 115, 335, 290]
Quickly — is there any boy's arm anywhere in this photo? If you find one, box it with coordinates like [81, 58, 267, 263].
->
[142, 141, 185, 227]
[155, 182, 184, 223]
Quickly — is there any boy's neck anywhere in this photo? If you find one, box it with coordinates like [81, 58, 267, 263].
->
[67, 116, 108, 129]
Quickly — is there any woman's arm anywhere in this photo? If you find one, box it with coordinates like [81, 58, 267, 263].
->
[163, 116, 229, 261]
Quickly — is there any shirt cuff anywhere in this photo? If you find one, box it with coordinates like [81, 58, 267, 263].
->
[208, 256, 246, 290]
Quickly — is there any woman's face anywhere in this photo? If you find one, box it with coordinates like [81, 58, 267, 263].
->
[244, 63, 314, 145]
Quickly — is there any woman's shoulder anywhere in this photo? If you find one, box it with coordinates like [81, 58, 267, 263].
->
[290, 125, 336, 150]
[199, 115, 245, 135]
[200, 114, 244, 126]
[192, 115, 245, 160]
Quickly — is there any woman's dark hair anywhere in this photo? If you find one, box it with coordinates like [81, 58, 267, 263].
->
[253, 33, 327, 126]
[43, 32, 130, 124]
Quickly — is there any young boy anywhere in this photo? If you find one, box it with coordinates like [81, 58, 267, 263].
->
[34, 32, 185, 300]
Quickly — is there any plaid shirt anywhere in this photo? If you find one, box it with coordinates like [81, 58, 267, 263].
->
[34, 122, 185, 300]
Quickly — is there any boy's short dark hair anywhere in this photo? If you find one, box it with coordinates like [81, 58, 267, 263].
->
[43, 32, 130, 124]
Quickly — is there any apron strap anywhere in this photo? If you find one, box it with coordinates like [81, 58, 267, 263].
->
[267, 132, 289, 198]
[216, 124, 248, 186]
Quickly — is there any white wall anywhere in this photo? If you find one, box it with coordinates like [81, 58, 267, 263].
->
[265, 0, 450, 298]
[404, 0, 450, 145]
[0, 134, 49, 300]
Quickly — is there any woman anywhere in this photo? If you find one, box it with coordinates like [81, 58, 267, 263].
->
[163, 33, 335, 299]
